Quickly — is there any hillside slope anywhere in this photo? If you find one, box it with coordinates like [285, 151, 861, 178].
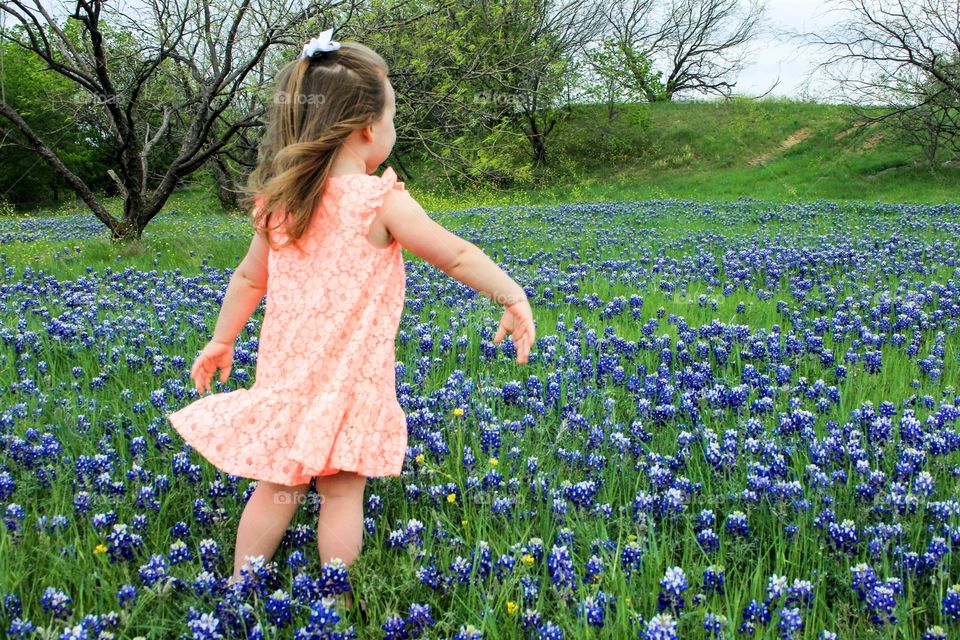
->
[448, 98, 959, 207]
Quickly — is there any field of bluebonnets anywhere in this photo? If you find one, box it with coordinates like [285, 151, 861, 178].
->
[2, 198, 960, 640]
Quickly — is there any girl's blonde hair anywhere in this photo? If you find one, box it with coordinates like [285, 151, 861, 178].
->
[245, 40, 389, 250]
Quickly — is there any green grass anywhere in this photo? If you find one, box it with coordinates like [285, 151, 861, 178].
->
[2, 198, 960, 638]
[542, 98, 959, 205]
[8, 98, 958, 226]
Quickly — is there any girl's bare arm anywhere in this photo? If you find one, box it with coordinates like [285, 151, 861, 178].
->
[378, 188, 526, 306]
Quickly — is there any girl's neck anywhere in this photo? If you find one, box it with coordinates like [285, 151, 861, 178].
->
[329, 146, 369, 177]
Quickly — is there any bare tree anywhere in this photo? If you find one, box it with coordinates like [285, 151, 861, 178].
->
[888, 67, 960, 174]
[0, 0, 346, 240]
[603, 0, 767, 102]
[805, 0, 960, 159]
[492, 0, 605, 165]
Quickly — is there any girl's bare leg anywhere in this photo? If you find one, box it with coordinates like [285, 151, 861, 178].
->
[230, 479, 310, 583]
[314, 470, 367, 608]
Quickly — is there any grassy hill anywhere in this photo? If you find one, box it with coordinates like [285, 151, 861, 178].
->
[12, 98, 959, 221]
[503, 97, 959, 207]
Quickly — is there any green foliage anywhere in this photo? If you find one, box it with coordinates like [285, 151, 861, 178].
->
[883, 54, 960, 174]
[579, 35, 665, 110]
[0, 198, 16, 217]
[468, 123, 536, 187]
[0, 36, 115, 205]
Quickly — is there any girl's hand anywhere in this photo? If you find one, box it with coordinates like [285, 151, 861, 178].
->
[493, 298, 536, 364]
[190, 340, 234, 394]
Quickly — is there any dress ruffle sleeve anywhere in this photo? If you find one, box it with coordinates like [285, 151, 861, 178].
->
[359, 167, 406, 234]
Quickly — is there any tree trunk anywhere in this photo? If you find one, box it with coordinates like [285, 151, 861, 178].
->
[524, 111, 549, 166]
[926, 130, 939, 176]
[111, 218, 145, 241]
[0, 102, 123, 235]
[392, 153, 414, 182]
[212, 156, 241, 211]
[529, 132, 548, 165]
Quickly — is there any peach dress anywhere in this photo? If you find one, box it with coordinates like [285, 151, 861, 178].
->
[168, 167, 408, 486]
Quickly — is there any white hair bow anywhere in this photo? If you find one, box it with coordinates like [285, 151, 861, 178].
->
[301, 28, 341, 59]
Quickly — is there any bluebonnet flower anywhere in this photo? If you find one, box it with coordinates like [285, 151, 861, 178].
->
[319, 558, 351, 596]
[449, 556, 472, 586]
[696, 528, 720, 552]
[725, 511, 750, 538]
[702, 565, 725, 595]
[197, 538, 221, 572]
[185, 609, 225, 639]
[6, 617, 37, 639]
[767, 574, 788, 601]
[39, 586, 72, 620]
[167, 539, 193, 565]
[116, 584, 136, 608]
[695, 509, 716, 531]
[827, 519, 859, 554]
[704, 613, 727, 638]
[405, 603, 435, 637]
[785, 579, 815, 609]
[621, 542, 643, 579]
[657, 566, 688, 614]
[453, 625, 484, 640]
[850, 563, 879, 600]
[942, 584, 960, 621]
[777, 607, 803, 640]
[865, 582, 900, 626]
[382, 613, 406, 639]
[583, 554, 604, 584]
[520, 575, 540, 605]
[738, 599, 770, 635]
[547, 545, 578, 597]
[264, 589, 293, 628]
[577, 591, 614, 627]
[641, 613, 678, 640]
[106, 523, 144, 562]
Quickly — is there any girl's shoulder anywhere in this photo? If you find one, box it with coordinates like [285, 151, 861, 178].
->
[326, 166, 403, 193]
[324, 166, 405, 215]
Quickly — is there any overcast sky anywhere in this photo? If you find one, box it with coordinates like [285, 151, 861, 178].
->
[731, 0, 840, 101]
[33, 0, 846, 102]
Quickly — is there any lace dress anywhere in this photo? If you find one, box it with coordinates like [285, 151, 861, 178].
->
[168, 167, 408, 485]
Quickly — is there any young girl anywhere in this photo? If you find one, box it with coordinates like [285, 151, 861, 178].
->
[166, 30, 536, 613]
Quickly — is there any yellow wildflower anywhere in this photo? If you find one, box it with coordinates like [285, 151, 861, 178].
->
[489, 457, 498, 466]
[521, 554, 534, 565]
[93, 544, 107, 555]
[415, 453, 425, 463]
[506, 601, 518, 615]
[453, 407, 465, 417]
[447, 493, 457, 504]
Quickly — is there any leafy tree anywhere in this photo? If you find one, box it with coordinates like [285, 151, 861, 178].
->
[0, 0, 330, 240]
[0, 37, 114, 205]
[887, 61, 960, 175]
[580, 35, 660, 121]
[811, 0, 960, 171]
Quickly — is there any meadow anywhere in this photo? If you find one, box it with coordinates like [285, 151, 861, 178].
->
[1, 195, 960, 640]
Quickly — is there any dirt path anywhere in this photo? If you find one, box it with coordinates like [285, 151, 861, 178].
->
[748, 127, 815, 166]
